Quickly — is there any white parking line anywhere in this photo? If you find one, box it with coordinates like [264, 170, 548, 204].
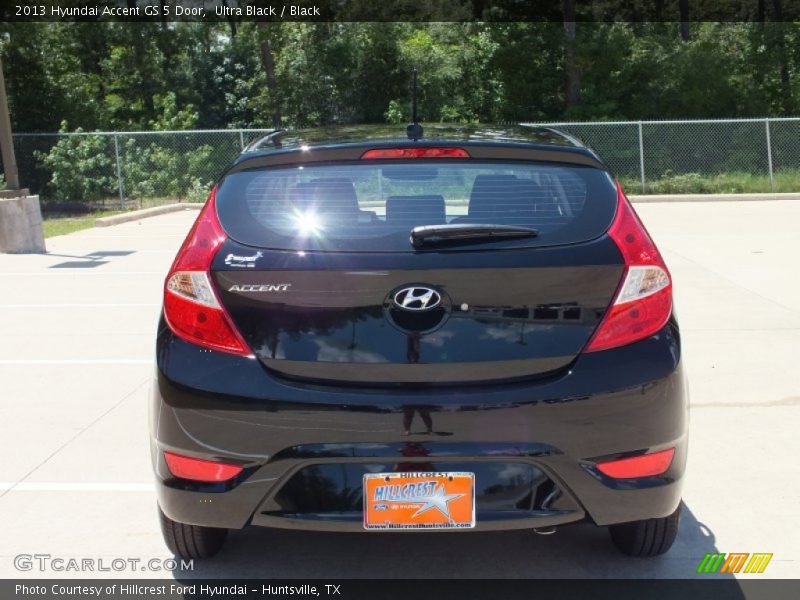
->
[0, 360, 151, 365]
[0, 272, 163, 275]
[69, 235, 183, 239]
[43, 250, 173, 254]
[0, 482, 154, 492]
[0, 304, 159, 308]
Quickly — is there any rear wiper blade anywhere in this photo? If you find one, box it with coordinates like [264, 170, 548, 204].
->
[410, 224, 539, 248]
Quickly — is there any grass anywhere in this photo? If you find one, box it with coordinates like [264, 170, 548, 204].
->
[41, 210, 122, 238]
[38, 196, 194, 238]
[619, 169, 800, 194]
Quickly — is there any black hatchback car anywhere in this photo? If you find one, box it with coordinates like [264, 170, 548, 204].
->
[151, 125, 687, 560]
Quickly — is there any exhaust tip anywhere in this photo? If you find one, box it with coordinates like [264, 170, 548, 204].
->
[534, 526, 557, 536]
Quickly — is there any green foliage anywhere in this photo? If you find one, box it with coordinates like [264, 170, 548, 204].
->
[117, 94, 216, 200]
[5, 20, 800, 202]
[384, 100, 405, 124]
[647, 172, 709, 194]
[119, 139, 214, 200]
[4, 21, 800, 131]
[393, 24, 499, 123]
[38, 97, 216, 203]
[36, 122, 116, 202]
[619, 170, 800, 195]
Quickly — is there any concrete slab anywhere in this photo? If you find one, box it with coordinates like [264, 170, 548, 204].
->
[18, 379, 153, 484]
[630, 192, 800, 203]
[0, 201, 798, 579]
[0, 366, 149, 483]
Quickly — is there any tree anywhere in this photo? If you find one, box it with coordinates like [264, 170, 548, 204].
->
[771, 0, 793, 114]
[256, 22, 281, 127]
[679, 0, 691, 41]
[2, 20, 799, 133]
[563, 0, 581, 112]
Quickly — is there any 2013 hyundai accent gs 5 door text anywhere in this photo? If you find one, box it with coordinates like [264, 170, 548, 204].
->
[150, 125, 688, 560]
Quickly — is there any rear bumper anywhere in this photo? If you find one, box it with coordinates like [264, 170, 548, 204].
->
[151, 319, 688, 532]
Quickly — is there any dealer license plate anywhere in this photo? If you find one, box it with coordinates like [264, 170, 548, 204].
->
[363, 471, 476, 530]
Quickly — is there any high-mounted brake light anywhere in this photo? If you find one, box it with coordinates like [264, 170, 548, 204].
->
[584, 182, 672, 352]
[361, 147, 470, 159]
[595, 448, 675, 479]
[163, 186, 252, 356]
[164, 451, 243, 482]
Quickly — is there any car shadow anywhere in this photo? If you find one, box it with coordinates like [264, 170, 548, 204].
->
[174, 502, 744, 585]
[48, 250, 134, 269]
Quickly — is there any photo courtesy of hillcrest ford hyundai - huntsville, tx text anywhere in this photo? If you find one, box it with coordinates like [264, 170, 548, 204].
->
[150, 123, 688, 560]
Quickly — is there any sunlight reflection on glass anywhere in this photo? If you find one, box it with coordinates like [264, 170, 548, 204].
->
[293, 210, 323, 237]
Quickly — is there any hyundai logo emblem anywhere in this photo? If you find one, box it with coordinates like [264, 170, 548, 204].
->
[392, 286, 442, 312]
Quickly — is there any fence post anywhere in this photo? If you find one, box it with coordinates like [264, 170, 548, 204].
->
[638, 121, 646, 193]
[239, 130, 245, 151]
[765, 119, 774, 192]
[113, 134, 125, 210]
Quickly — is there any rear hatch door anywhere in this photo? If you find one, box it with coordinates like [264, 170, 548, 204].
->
[212, 153, 622, 384]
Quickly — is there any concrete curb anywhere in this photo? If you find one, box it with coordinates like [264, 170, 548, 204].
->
[95, 203, 202, 227]
[629, 192, 800, 203]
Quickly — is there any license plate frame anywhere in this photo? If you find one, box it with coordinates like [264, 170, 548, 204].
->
[363, 471, 476, 530]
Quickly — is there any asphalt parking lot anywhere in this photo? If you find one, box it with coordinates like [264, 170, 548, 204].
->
[1, 201, 798, 579]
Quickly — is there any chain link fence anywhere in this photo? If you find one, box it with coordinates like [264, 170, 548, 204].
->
[5, 129, 271, 209]
[5, 118, 800, 208]
[532, 119, 788, 193]
[530, 118, 800, 194]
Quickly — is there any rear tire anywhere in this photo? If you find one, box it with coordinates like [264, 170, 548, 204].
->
[608, 503, 681, 557]
[158, 506, 227, 559]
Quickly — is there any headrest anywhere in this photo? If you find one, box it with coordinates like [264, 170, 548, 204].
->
[386, 195, 446, 226]
[468, 175, 544, 223]
[310, 178, 360, 215]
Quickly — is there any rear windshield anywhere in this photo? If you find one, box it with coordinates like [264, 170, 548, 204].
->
[215, 161, 617, 252]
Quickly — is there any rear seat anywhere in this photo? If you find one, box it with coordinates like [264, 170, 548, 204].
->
[310, 178, 361, 217]
[386, 195, 446, 227]
[290, 178, 375, 222]
[463, 175, 561, 226]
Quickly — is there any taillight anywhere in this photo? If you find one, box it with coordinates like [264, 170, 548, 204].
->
[584, 182, 672, 352]
[361, 147, 470, 159]
[163, 186, 251, 356]
[595, 448, 675, 479]
[164, 451, 243, 482]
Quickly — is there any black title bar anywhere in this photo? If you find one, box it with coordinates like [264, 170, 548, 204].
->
[4, 0, 800, 23]
[3, 579, 800, 600]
